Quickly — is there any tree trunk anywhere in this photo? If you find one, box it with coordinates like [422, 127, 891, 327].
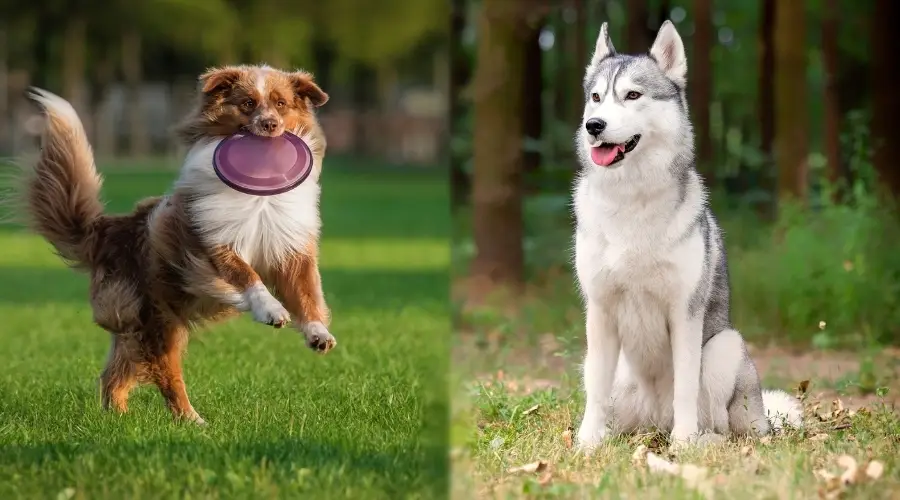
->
[822, 0, 842, 201]
[692, 0, 714, 185]
[758, 0, 775, 159]
[62, 16, 88, 136]
[376, 63, 398, 161]
[92, 49, 116, 159]
[0, 26, 8, 154]
[449, 0, 471, 211]
[626, 0, 651, 53]
[121, 30, 150, 158]
[569, 0, 587, 129]
[774, 0, 808, 204]
[871, 0, 900, 198]
[757, 0, 776, 217]
[522, 17, 543, 182]
[350, 63, 375, 156]
[471, 0, 535, 288]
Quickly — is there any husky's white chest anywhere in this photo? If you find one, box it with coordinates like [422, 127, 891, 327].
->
[573, 176, 705, 377]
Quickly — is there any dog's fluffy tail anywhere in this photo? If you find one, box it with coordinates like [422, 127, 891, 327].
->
[762, 389, 804, 431]
[17, 88, 104, 268]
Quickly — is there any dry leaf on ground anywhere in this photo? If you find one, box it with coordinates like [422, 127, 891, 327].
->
[507, 461, 548, 475]
[561, 428, 573, 449]
[814, 454, 886, 499]
[522, 404, 540, 416]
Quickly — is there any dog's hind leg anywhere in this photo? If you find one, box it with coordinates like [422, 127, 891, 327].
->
[147, 322, 205, 425]
[100, 334, 139, 412]
[727, 355, 771, 437]
[701, 329, 770, 436]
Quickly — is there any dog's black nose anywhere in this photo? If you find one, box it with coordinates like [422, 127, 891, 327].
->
[585, 118, 606, 136]
[260, 118, 278, 133]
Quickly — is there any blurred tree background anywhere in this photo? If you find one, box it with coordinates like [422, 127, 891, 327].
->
[452, 0, 900, 349]
[0, 0, 447, 166]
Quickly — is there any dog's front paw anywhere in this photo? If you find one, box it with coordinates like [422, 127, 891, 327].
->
[249, 291, 291, 328]
[301, 321, 337, 353]
[576, 416, 607, 453]
[668, 427, 700, 451]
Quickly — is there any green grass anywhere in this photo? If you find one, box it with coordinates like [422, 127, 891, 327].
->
[453, 372, 900, 499]
[0, 160, 450, 499]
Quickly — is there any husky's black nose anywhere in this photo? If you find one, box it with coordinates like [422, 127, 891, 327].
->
[585, 118, 606, 136]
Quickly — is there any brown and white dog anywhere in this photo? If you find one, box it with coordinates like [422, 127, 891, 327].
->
[15, 65, 335, 424]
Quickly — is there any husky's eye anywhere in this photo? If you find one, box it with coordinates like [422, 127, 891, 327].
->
[625, 91, 643, 101]
[591, 92, 601, 103]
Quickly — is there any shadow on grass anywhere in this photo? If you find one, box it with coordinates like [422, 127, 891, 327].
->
[0, 266, 447, 309]
[0, 439, 447, 496]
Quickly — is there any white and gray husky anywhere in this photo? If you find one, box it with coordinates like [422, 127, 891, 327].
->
[572, 20, 802, 450]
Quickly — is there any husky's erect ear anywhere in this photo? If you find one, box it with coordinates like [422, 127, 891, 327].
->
[585, 23, 616, 83]
[649, 20, 687, 87]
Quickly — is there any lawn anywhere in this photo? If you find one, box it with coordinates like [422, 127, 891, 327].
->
[0, 159, 450, 499]
[451, 278, 900, 499]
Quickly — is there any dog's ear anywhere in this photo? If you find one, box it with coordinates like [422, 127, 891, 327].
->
[198, 67, 244, 95]
[585, 22, 616, 84]
[650, 20, 687, 87]
[288, 71, 329, 107]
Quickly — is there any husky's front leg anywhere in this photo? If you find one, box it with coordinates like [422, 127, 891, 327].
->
[670, 308, 703, 445]
[577, 301, 619, 451]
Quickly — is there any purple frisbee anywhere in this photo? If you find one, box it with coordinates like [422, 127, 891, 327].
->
[213, 131, 313, 196]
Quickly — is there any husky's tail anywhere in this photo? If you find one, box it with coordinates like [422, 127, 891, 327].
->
[15, 88, 104, 269]
[762, 389, 804, 431]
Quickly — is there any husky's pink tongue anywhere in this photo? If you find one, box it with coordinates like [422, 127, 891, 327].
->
[591, 143, 625, 167]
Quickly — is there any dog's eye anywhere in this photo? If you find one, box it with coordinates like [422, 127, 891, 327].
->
[241, 99, 256, 110]
[276, 100, 287, 108]
[591, 92, 601, 103]
[625, 91, 643, 101]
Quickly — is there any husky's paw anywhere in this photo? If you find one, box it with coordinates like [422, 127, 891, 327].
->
[695, 432, 727, 448]
[248, 289, 291, 328]
[301, 321, 337, 353]
[668, 428, 701, 451]
[576, 419, 607, 454]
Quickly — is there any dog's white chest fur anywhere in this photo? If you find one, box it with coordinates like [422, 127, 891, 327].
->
[573, 170, 706, 378]
[174, 138, 321, 268]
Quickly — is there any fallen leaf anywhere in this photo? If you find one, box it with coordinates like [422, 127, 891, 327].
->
[865, 460, 884, 480]
[831, 399, 845, 418]
[837, 455, 858, 485]
[811, 433, 829, 441]
[646, 452, 680, 475]
[741, 445, 754, 456]
[680, 464, 710, 486]
[56, 488, 76, 500]
[538, 471, 553, 485]
[507, 461, 548, 475]
[814, 468, 837, 482]
[561, 428, 573, 449]
[760, 436, 772, 445]
[798, 380, 811, 395]
[522, 404, 540, 416]
[631, 445, 649, 467]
